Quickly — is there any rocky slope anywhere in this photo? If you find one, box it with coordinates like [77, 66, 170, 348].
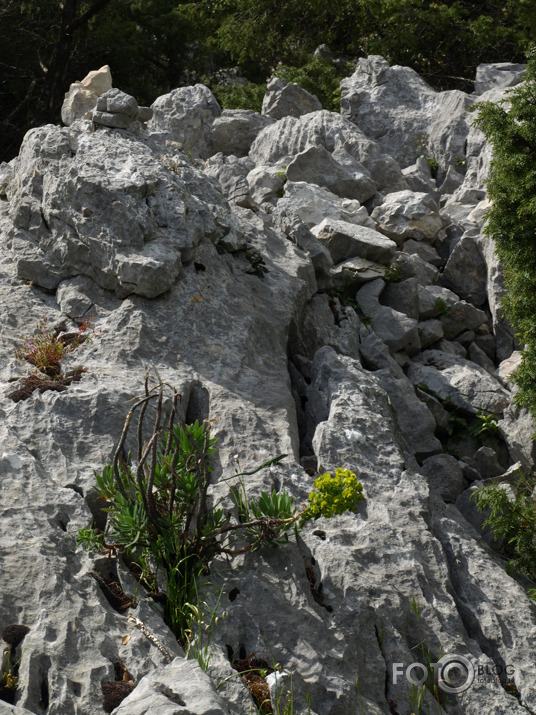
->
[0, 59, 535, 715]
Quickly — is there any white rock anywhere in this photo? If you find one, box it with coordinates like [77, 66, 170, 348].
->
[262, 76, 322, 119]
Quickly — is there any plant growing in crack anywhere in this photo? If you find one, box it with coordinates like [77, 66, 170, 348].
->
[78, 373, 365, 646]
[9, 316, 99, 402]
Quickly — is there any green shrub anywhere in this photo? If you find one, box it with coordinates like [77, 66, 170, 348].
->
[474, 49, 536, 421]
[473, 474, 536, 585]
[78, 377, 365, 645]
[302, 468, 364, 524]
[275, 57, 349, 112]
[211, 81, 266, 112]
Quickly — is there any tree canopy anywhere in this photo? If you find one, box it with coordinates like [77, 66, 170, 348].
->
[1, 0, 535, 160]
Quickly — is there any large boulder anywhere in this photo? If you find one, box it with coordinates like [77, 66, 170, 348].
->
[277, 181, 374, 229]
[210, 109, 273, 157]
[441, 232, 487, 306]
[262, 76, 322, 119]
[340, 55, 472, 173]
[6, 126, 224, 297]
[249, 110, 400, 188]
[371, 190, 445, 244]
[474, 62, 526, 95]
[311, 218, 397, 265]
[149, 84, 221, 159]
[356, 279, 421, 354]
[407, 349, 510, 414]
[286, 145, 377, 202]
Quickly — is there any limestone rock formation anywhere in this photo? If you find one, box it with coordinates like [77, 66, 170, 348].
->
[0, 58, 534, 715]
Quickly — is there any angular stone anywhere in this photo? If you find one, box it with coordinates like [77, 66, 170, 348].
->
[420, 453, 465, 502]
[407, 349, 510, 414]
[418, 319, 444, 349]
[381, 277, 419, 319]
[377, 373, 442, 459]
[211, 109, 273, 157]
[440, 300, 488, 340]
[474, 62, 526, 95]
[418, 285, 459, 320]
[287, 145, 377, 202]
[340, 55, 472, 172]
[8, 126, 221, 297]
[468, 342, 495, 374]
[371, 190, 444, 244]
[246, 165, 287, 207]
[113, 658, 229, 714]
[149, 84, 221, 159]
[92, 110, 134, 129]
[80, 65, 112, 95]
[357, 279, 421, 355]
[311, 218, 396, 265]
[441, 232, 487, 306]
[262, 76, 322, 119]
[402, 238, 442, 267]
[249, 110, 380, 171]
[278, 181, 374, 229]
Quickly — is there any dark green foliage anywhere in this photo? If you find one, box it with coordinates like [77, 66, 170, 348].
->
[474, 51, 536, 420]
[3, 0, 536, 160]
[473, 475, 536, 584]
[276, 57, 347, 112]
[211, 81, 266, 112]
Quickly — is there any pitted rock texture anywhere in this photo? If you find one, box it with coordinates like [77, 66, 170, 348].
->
[0, 56, 535, 715]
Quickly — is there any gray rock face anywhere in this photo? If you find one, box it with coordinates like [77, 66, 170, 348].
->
[149, 84, 221, 159]
[371, 190, 444, 244]
[357, 279, 421, 354]
[92, 87, 152, 130]
[262, 76, 322, 119]
[287, 145, 377, 201]
[7, 127, 223, 297]
[249, 110, 380, 170]
[278, 181, 374, 229]
[114, 659, 230, 714]
[474, 62, 526, 95]
[420, 453, 465, 502]
[311, 218, 396, 264]
[340, 55, 472, 172]
[441, 232, 487, 306]
[1, 57, 536, 715]
[211, 109, 273, 157]
[407, 349, 510, 414]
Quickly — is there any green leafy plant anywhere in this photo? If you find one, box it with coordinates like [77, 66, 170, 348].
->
[78, 375, 365, 646]
[472, 475, 536, 582]
[301, 468, 364, 524]
[469, 410, 500, 439]
[245, 249, 269, 278]
[474, 49, 536, 421]
[433, 297, 448, 316]
[383, 262, 402, 283]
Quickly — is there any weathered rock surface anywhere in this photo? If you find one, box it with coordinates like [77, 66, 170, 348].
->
[371, 190, 444, 244]
[211, 109, 273, 157]
[311, 218, 396, 265]
[262, 76, 322, 119]
[61, 65, 112, 126]
[149, 84, 221, 159]
[340, 55, 472, 172]
[1, 57, 535, 715]
[407, 349, 510, 414]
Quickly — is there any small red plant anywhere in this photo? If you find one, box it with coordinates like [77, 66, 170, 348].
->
[14, 316, 94, 378]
